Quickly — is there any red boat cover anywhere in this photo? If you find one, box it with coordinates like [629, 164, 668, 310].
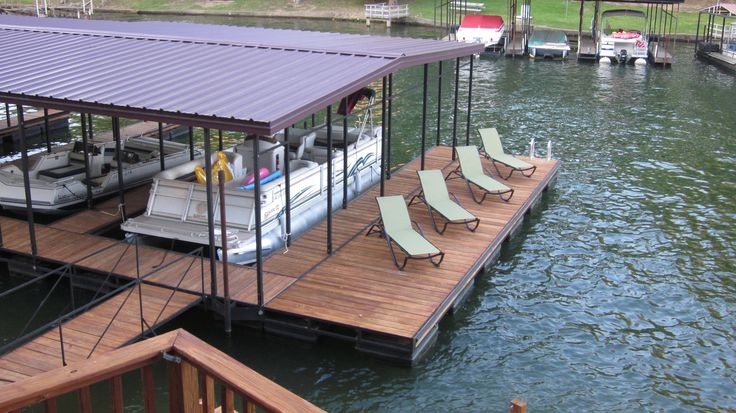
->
[460, 15, 504, 30]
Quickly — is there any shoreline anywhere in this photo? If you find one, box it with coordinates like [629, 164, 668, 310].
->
[2, 5, 699, 42]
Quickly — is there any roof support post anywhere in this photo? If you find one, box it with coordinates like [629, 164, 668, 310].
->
[17, 105, 38, 259]
[326, 105, 333, 255]
[436, 60, 443, 147]
[203, 128, 218, 298]
[4, 103, 9, 128]
[284, 128, 291, 246]
[465, 56, 474, 146]
[380, 76, 387, 196]
[452, 57, 460, 160]
[342, 97, 349, 209]
[421, 63, 428, 170]
[87, 113, 94, 140]
[112, 117, 127, 221]
[694, 13, 701, 57]
[80, 114, 93, 210]
[43, 108, 51, 153]
[218, 130, 223, 152]
[218, 170, 231, 335]
[188, 127, 194, 161]
[159, 122, 165, 171]
[252, 135, 264, 310]
[387, 73, 393, 179]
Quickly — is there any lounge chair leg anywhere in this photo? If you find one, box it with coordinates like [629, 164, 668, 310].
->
[521, 166, 537, 177]
[384, 235, 405, 270]
[465, 179, 484, 204]
[430, 252, 444, 267]
[444, 167, 462, 181]
[366, 222, 384, 237]
[499, 189, 514, 202]
[492, 160, 514, 180]
[407, 194, 422, 207]
[466, 218, 480, 232]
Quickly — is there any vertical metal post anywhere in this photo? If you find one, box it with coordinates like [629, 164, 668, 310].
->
[188, 127, 195, 161]
[218, 170, 231, 334]
[342, 97, 349, 209]
[311, 113, 315, 127]
[452, 57, 460, 160]
[87, 113, 94, 142]
[694, 13, 701, 57]
[17, 106, 38, 258]
[135, 236, 144, 334]
[158, 122, 165, 171]
[387, 73, 393, 178]
[58, 323, 67, 366]
[4, 103, 9, 128]
[112, 117, 126, 220]
[283, 128, 291, 246]
[69, 267, 76, 310]
[43, 108, 51, 153]
[436, 61, 443, 146]
[203, 129, 218, 298]
[218, 130, 223, 151]
[466, 56, 474, 145]
[326, 105, 333, 255]
[252, 135, 264, 310]
[380, 77, 386, 196]
[80, 114, 93, 209]
[421, 63, 428, 170]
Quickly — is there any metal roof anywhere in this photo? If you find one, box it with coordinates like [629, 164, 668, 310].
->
[0, 15, 483, 135]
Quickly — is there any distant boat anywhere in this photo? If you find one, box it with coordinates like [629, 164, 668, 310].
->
[528, 29, 570, 60]
[457, 14, 505, 50]
[0, 137, 202, 213]
[597, 9, 649, 65]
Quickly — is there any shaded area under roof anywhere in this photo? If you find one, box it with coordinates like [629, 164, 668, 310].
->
[0, 15, 483, 135]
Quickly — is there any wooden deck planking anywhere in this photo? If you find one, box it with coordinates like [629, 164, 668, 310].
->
[49, 184, 152, 234]
[265, 146, 559, 344]
[0, 283, 199, 385]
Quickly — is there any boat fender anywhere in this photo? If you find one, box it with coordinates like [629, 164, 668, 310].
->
[599, 57, 611, 64]
[240, 170, 282, 190]
[243, 167, 270, 186]
[194, 151, 233, 184]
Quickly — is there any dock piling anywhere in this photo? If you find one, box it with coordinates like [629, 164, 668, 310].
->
[252, 135, 265, 311]
[188, 126, 194, 161]
[342, 97, 348, 209]
[112, 117, 127, 220]
[80, 113, 93, 209]
[218, 170, 232, 334]
[326, 105, 333, 255]
[43, 108, 51, 153]
[3, 103, 9, 128]
[421, 64, 428, 170]
[203, 128, 218, 298]
[387, 73, 393, 178]
[452, 57, 460, 160]
[284, 128, 292, 246]
[436, 60, 443, 147]
[380, 77, 386, 196]
[17, 105, 38, 260]
[159, 122, 165, 171]
[466, 56, 474, 146]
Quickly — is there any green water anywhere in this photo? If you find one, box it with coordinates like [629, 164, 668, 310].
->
[1, 14, 735, 412]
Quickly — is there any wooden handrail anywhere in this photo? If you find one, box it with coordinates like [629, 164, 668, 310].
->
[0, 329, 324, 413]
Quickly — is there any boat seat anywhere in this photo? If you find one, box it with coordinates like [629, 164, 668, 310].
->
[38, 164, 87, 179]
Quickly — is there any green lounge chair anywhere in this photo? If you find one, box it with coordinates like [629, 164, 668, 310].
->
[446, 146, 514, 203]
[366, 195, 445, 270]
[478, 127, 537, 180]
[408, 169, 480, 234]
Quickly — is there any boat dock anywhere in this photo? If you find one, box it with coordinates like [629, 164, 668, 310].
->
[577, 35, 598, 60]
[1, 145, 559, 365]
[0, 108, 69, 143]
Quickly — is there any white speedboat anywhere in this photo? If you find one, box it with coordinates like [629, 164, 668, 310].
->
[121, 89, 382, 264]
[0, 137, 202, 213]
[528, 29, 570, 60]
[597, 10, 649, 65]
[457, 14, 505, 50]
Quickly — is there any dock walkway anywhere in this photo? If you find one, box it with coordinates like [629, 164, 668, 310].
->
[0, 145, 559, 368]
[0, 109, 69, 142]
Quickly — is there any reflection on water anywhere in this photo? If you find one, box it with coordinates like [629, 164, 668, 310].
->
[1, 15, 735, 412]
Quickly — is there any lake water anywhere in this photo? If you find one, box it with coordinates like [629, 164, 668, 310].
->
[1, 14, 735, 412]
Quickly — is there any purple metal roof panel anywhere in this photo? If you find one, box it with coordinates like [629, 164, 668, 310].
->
[0, 15, 483, 135]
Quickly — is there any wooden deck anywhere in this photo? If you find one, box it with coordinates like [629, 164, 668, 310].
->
[1, 145, 559, 366]
[505, 36, 526, 57]
[261, 146, 559, 361]
[49, 184, 152, 234]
